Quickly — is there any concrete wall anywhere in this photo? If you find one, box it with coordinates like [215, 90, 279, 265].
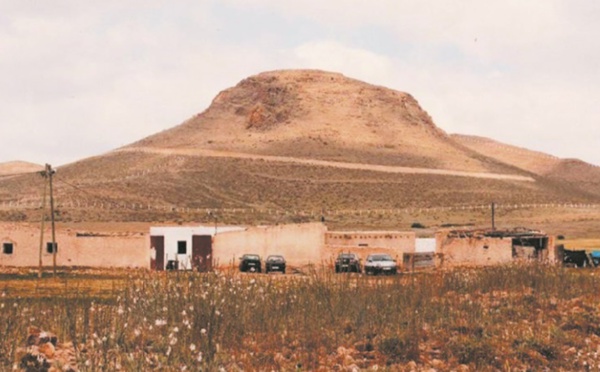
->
[435, 231, 514, 267]
[0, 223, 147, 268]
[324, 231, 415, 266]
[213, 223, 327, 268]
[149, 226, 244, 270]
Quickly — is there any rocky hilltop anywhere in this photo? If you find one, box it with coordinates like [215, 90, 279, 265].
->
[132, 70, 524, 174]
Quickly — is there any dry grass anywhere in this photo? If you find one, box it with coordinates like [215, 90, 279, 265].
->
[2, 265, 600, 370]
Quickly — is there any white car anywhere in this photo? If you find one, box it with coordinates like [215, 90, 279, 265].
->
[364, 254, 398, 275]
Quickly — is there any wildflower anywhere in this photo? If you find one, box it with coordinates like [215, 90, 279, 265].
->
[173, 326, 179, 333]
[166, 346, 172, 356]
[134, 329, 141, 337]
[155, 319, 167, 327]
[215, 310, 221, 316]
[197, 352, 203, 362]
[189, 343, 196, 352]
[117, 307, 124, 315]
[200, 328, 207, 335]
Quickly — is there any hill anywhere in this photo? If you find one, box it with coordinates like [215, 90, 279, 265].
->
[452, 134, 600, 198]
[0, 161, 43, 177]
[0, 70, 599, 232]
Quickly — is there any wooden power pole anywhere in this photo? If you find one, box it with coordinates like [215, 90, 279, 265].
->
[40, 164, 57, 277]
[38, 180, 47, 279]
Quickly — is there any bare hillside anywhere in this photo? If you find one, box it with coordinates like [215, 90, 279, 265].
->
[132, 70, 527, 175]
[0, 161, 43, 177]
[452, 134, 600, 197]
[1, 70, 599, 229]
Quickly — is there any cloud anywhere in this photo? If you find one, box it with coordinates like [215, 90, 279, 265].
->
[291, 40, 397, 85]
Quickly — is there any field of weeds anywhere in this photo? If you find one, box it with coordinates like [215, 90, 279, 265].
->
[1, 265, 600, 371]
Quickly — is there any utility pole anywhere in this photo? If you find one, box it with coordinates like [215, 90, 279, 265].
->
[41, 164, 57, 277]
[38, 180, 47, 279]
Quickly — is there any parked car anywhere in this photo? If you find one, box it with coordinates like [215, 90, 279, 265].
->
[239, 254, 262, 273]
[265, 255, 286, 273]
[335, 252, 362, 273]
[364, 254, 398, 275]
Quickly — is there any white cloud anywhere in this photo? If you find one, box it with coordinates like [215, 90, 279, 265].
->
[291, 40, 397, 86]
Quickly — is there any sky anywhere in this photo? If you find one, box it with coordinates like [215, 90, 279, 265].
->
[1, 0, 599, 167]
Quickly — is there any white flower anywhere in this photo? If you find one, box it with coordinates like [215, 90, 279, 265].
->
[134, 329, 141, 337]
[173, 327, 179, 333]
[197, 352, 203, 362]
[117, 307, 124, 315]
[155, 319, 167, 327]
[200, 328, 207, 335]
[189, 343, 196, 352]
[170, 337, 178, 346]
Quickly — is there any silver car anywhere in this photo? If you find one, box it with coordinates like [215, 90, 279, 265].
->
[364, 254, 398, 275]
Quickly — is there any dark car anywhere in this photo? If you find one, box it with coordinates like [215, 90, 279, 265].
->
[335, 253, 362, 273]
[364, 254, 397, 275]
[239, 254, 262, 273]
[265, 255, 286, 273]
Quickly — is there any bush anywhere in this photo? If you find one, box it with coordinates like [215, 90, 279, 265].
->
[378, 334, 419, 363]
[411, 222, 426, 229]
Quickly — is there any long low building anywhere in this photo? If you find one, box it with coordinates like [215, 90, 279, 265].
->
[435, 228, 555, 267]
[0, 222, 555, 270]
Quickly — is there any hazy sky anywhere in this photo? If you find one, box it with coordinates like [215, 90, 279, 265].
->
[1, 1, 599, 167]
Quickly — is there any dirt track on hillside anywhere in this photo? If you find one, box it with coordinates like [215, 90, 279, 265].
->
[117, 147, 534, 182]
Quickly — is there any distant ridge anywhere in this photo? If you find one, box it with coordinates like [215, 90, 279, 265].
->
[0, 161, 43, 177]
[452, 134, 600, 197]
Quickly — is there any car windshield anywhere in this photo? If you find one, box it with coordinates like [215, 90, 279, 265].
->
[243, 254, 260, 260]
[267, 256, 284, 262]
[339, 254, 357, 259]
[369, 254, 393, 262]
